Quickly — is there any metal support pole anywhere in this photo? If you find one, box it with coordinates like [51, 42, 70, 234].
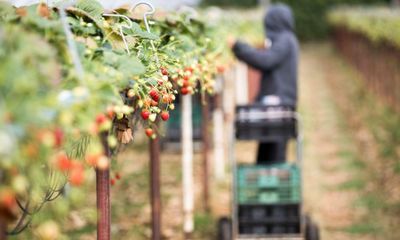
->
[213, 92, 225, 180]
[0, 217, 6, 240]
[182, 95, 194, 239]
[201, 97, 210, 213]
[149, 137, 161, 240]
[97, 133, 111, 240]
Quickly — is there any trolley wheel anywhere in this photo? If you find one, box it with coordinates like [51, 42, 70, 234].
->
[217, 217, 232, 240]
[304, 215, 320, 240]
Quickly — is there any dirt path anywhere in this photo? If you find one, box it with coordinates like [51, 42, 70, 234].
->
[299, 43, 370, 240]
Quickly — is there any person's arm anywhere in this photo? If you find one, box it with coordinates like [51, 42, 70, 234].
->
[232, 36, 290, 71]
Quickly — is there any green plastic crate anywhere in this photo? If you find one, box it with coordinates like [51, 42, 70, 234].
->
[166, 100, 202, 129]
[237, 163, 301, 204]
[238, 187, 300, 204]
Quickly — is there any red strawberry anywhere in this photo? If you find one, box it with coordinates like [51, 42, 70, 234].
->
[182, 80, 190, 88]
[149, 89, 159, 101]
[151, 100, 158, 106]
[149, 89, 156, 95]
[110, 178, 116, 186]
[217, 65, 225, 73]
[57, 153, 71, 172]
[183, 75, 190, 81]
[107, 108, 115, 119]
[141, 110, 150, 120]
[161, 111, 170, 121]
[96, 113, 107, 125]
[145, 128, 153, 137]
[69, 167, 84, 186]
[53, 128, 64, 148]
[85, 153, 101, 167]
[0, 189, 16, 209]
[115, 173, 121, 180]
[181, 87, 189, 95]
[161, 67, 168, 76]
[185, 66, 194, 73]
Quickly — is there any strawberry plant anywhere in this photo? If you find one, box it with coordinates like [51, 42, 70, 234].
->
[328, 7, 400, 48]
[0, 0, 224, 236]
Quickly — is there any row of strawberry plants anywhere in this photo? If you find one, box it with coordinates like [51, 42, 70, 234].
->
[328, 6, 400, 48]
[0, 0, 224, 235]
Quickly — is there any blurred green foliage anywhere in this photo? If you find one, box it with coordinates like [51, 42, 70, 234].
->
[328, 7, 400, 48]
[272, 0, 390, 40]
[204, 8, 264, 43]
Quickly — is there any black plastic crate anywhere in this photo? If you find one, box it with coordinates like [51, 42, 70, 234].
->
[237, 204, 301, 235]
[235, 105, 297, 141]
[238, 204, 300, 222]
[239, 222, 301, 235]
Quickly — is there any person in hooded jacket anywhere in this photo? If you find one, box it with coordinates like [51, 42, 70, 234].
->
[229, 4, 299, 164]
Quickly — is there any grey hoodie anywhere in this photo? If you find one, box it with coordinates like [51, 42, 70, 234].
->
[233, 4, 299, 107]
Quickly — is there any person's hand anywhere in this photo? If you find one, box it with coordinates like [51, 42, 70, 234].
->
[227, 35, 236, 49]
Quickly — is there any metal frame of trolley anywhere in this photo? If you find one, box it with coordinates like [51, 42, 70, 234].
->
[219, 104, 319, 240]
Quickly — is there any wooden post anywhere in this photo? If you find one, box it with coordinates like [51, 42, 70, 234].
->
[149, 137, 161, 240]
[201, 96, 210, 212]
[97, 133, 111, 240]
[182, 95, 194, 239]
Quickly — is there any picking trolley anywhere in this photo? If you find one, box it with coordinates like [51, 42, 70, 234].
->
[218, 104, 319, 240]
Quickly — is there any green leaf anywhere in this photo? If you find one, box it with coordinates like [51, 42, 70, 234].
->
[0, 2, 18, 22]
[103, 51, 145, 77]
[123, 22, 159, 40]
[75, 0, 104, 22]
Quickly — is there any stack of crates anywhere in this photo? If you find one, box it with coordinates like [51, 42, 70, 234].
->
[236, 163, 301, 235]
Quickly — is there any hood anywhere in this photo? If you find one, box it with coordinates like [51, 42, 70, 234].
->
[264, 4, 294, 38]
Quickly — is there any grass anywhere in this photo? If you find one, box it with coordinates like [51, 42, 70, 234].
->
[193, 212, 217, 239]
[337, 178, 365, 191]
[344, 222, 381, 235]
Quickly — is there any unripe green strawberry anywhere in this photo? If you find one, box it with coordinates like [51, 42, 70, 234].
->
[149, 113, 157, 122]
[127, 89, 135, 98]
